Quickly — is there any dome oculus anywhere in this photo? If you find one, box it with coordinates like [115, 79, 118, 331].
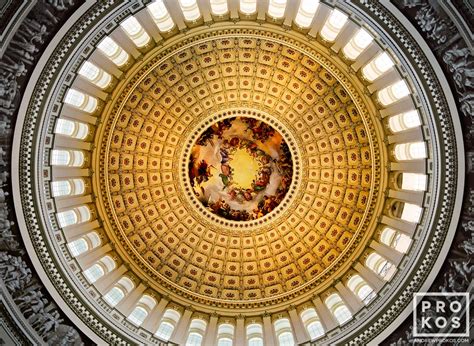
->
[189, 116, 293, 221]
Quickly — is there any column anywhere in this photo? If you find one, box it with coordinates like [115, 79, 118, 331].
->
[196, 0, 213, 22]
[235, 317, 245, 346]
[109, 27, 141, 59]
[388, 189, 424, 206]
[94, 264, 128, 293]
[135, 8, 163, 43]
[282, 0, 300, 27]
[354, 262, 385, 292]
[76, 244, 112, 268]
[163, 0, 187, 30]
[115, 283, 146, 317]
[288, 308, 310, 344]
[54, 136, 92, 151]
[262, 315, 276, 346]
[55, 195, 93, 210]
[335, 282, 364, 315]
[64, 220, 100, 241]
[390, 161, 426, 175]
[331, 21, 358, 53]
[367, 69, 401, 94]
[52, 167, 90, 179]
[256, 0, 269, 21]
[312, 297, 338, 331]
[388, 127, 424, 145]
[169, 309, 193, 345]
[369, 241, 403, 266]
[379, 97, 415, 118]
[351, 43, 381, 71]
[141, 297, 169, 331]
[203, 314, 218, 346]
[89, 50, 123, 78]
[228, 0, 239, 19]
[381, 215, 417, 237]
[308, 3, 331, 37]
[72, 77, 108, 101]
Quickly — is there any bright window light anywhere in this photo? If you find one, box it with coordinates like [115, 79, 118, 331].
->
[179, 0, 201, 21]
[388, 110, 421, 132]
[320, 9, 348, 42]
[55, 119, 89, 139]
[51, 149, 84, 167]
[67, 238, 89, 257]
[186, 332, 203, 346]
[103, 286, 125, 307]
[148, 0, 175, 31]
[325, 294, 352, 324]
[210, 0, 228, 15]
[394, 142, 427, 161]
[268, 0, 287, 19]
[84, 263, 105, 283]
[57, 210, 77, 227]
[64, 89, 98, 113]
[98, 36, 129, 67]
[156, 321, 175, 340]
[401, 203, 423, 223]
[121, 16, 151, 48]
[343, 28, 373, 60]
[240, 0, 257, 14]
[294, 0, 319, 28]
[401, 173, 427, 191]
[128, 306, 148, 326]
[78, 61, 112, 89]
[362, 52, 394, 82]
[378, 80, 410, 106]
[366, 253, 394, 280]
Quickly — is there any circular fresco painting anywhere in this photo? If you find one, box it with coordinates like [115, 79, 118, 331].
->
[188, 117, 293, 221]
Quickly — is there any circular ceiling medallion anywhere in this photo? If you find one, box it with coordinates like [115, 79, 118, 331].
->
[188, 116, 293, 222]
[96, 32, 385, 308]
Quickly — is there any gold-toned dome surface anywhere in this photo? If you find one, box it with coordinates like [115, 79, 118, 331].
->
[96, 31, 385, 309]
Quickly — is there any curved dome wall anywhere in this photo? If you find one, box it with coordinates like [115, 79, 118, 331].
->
[0, 1, 470, 345]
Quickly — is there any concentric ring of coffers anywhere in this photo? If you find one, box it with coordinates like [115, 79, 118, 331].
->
[41, 1, 432, 344]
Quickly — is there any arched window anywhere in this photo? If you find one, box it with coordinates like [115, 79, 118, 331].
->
[78, 61, 112, 89]
[103, 276, 134, 307]
[240, 0, 257, 14]
[97, 37, 130, 67]
[320, 9, 348, 42]
[388, 110, 421, 132]
[186, 319, 207, 346]
[156, 309, 181, 340]
[400, 202, 423, 223]
[178, 0, 201, 21]
[347, 275, 376, 304]
[294, 0, 319, 28]
[67, 238, 88, 257]
[51, 178, 85, 197]
[210, 0, 228, 15]
[366, 252, 395, 280]
[343, 28, 373, 60]
[246, 323, 263, 346]
[300, 308, 325, 339]
[64, 89, 98, 113]
[217, 323, 234, 346]
[57, 205, 90, 227]
[380, 227, 412, 253]
[121, 16, 151, 48]
[274, 318, 295, 346]
[55, 118, 89, 139]
[362, 52, 394, 82]
[84, 255, 115, 283]
[268, 0, 287, 19]
[399, 172, 427, 191]
[378, 80, 410, 106]
[325, 294, 352, 325]
[128, 294, 156, 326]
[394, 142, 427, 161]
[51, 149, 85, 167]
[67, 231, 100, 257]
[147, 0, 175, 32]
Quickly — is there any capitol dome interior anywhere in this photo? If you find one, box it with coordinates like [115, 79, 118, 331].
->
[0, 0, 472, 345]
